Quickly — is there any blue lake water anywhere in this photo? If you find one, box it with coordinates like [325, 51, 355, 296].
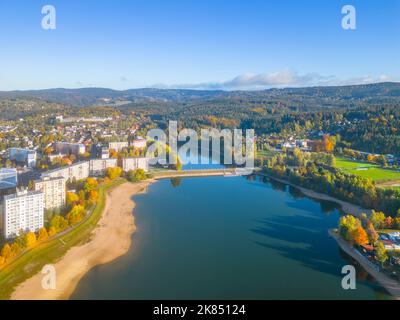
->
[72, 175, 390, 300]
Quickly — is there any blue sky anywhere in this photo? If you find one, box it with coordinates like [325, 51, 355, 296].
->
[0, 0, 399, 90]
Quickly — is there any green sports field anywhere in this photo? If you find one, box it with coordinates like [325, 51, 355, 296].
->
[335, 157, 378, 170]
[335, 157, 400, 183]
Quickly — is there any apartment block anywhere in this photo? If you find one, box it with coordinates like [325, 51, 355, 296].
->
[42, 161, 90, 182]
[34, 177, 66, 210]
[2, 190, 44, 239]
[122, 157, 149, 172]
[90, 158, 118, 176]
[54, 142, 86, 156]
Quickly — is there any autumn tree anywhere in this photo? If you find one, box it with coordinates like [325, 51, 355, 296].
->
[370, 211, 386, 229]
[106, 167, 122, 180]
[1, 243, 12, 261]
[38, 227, 49, 241]
[10, 243, 21, 257]
[127, 169, 147, 182]
[50, 215, 69, 233]
[48, 226, 57, 237]
[25, 232, 37, 248]
[367, 154, 375, 162]
[366, 222, 379, 245]
[351, 226, 369, 246]
[339, 215, 360, 241]
[66, 192, 80, 206]
[375, 241, 388, 268]
[66, 205, 86, 225]
[84, 177, 98, 192]
[385, 216, 393, 228]
[88, 190, 99, 202]
[109, 148, 118, 158]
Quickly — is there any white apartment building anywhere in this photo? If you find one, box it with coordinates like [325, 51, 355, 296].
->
[122, 158, 149, 172]
[90, 158, 118, 176]
[3, 190, 44, 239]
[34, 177, 66, 210]
[42, 161, 90, 182]
[54, 142, 86, 156]
[109, 141, 128, 151]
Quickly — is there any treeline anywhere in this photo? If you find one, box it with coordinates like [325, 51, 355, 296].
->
[264, 150, 400, 216]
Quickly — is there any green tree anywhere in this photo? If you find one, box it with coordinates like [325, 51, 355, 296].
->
[370, 211, 386, 229]
[375, 241, 388, 268]
[50, 215, 69, 233]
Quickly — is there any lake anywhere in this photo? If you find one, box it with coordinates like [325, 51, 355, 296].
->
[72, 175, 390, 299]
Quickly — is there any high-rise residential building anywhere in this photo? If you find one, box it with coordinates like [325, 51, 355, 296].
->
[122, 158, 149, 172]
[33, 177, 66, 210]
[2, 189, 44, 239]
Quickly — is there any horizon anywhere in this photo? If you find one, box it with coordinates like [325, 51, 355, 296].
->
[0, 0, 399, 91]
[1, 80, 399, 93]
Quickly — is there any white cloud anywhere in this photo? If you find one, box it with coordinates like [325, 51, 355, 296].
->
[156, 69, 396, 90]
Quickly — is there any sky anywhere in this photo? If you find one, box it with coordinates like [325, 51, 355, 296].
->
[0, 0, 399, 91]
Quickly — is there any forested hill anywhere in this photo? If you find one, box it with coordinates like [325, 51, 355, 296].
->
[0, 82, 399, 108]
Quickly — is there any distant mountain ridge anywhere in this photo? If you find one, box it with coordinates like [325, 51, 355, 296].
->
[0, 82, 399, 107]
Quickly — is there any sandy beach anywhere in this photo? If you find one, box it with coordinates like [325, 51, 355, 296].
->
[11, 181, 152, 300]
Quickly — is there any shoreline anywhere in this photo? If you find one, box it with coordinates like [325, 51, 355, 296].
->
[261, 172, 400, 298]
[329, 230, 400, 299]
[258, 172, 372, 217]
[8, 172, 386, 300]
[10, 181, 153, 300]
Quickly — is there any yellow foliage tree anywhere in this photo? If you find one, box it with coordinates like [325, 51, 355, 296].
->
[88, 190, 99, 202]
[38, 227, 49, 241]
[48, 226, 57, 237]
[106, 167, 122, 180]
[67, 205, 86, 225]
[66, 192, 80, 206]
[10, 243, 21, 258]
[26, 232, 37, 248]
[1, 243, 11, 261]
[84, 178, 98, 192]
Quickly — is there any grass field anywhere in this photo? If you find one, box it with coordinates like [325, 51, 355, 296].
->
[335, 157, 378, 170]
[0, 178, 125, 300]
[257, 150, 278, 159]
[335, 157, 400, 183]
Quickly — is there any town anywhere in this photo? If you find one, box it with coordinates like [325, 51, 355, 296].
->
[0, 111, 151, 242]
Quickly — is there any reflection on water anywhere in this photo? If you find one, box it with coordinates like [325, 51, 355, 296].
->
[72, 176, 390, 300]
